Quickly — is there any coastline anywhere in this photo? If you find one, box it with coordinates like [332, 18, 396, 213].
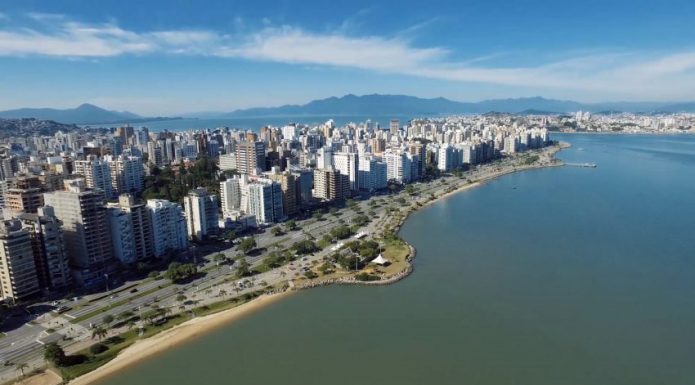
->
[66, 292, 291, 385]
[38, 142, 568, 385]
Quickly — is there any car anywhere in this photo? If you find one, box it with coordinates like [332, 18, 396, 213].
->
[129, 288, 139, 293]
[53, 305, 71, 314]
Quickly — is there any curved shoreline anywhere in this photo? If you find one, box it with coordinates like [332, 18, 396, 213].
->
[49, 142, 568, 385]
[67, 292, 292, 385]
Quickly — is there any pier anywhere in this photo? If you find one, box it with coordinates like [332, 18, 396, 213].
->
[565, 162, 597, 168]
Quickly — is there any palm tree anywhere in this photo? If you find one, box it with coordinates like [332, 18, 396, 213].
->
[15, 362, 28, 379]
[91, 326, 108, 341]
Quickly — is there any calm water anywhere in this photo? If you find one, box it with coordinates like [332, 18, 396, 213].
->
[93, 115, 417, 132]
[99, 134, 695, 385]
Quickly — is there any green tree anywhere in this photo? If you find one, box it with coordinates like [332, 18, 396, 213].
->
[44, 342, 67, 367]
[291, 239, 319, 255]
[271, 226, 284, 236]
[91, 326, 108, 341]
[285, 220, 297, 231]
[102, 314, 114, 327]
[213, 253, 227, 265]
[238, 237, 257, 255]
[164, 262, 197, 283]
[235, 257, 250, 278]
[224, 229, 238, 242]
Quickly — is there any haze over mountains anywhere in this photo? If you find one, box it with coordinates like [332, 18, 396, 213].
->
[224, 94, 695, 117]
[4, 95, 695, 125]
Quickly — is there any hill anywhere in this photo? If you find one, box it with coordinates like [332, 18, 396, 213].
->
[0, 103, 141, 124]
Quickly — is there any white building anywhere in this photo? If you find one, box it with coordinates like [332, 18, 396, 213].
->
[246, 179, 284, 225]
[219, 153, 237, 171]
[146, 199, 188, 258]
[0, 219, 39, 302]
[220, 177, 241, 217]
[183, 188, 219, 240]
[333, 152, 359, 191]
[73, 156, 113, 199]
[384, 148, 412, 183]
[107, 155, 144, 196]
[357, 155, 387, 191]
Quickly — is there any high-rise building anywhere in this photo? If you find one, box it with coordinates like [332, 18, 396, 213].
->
[236, 141, 266, 175]
[218, 153, 237, 171]
[73, 156, 113, 199]
[0, 219, 40, 302]
[357, 156, 388, 191]
[108, 155, 144, 196]
[4, 188, 44, 214]
[107, 194, 153, 264]
[18, 207, 72, 291]
[384, 149, 412, 183]
[267, 171, 297, 216]
[246, 179, 284, 224]
[313, 169, 350, 201]
[43, 180, 112, 286]
[146, 199, 188, 258]
[220, 177, 242, 217]
[390, 119, 400, 135]
[332, 152, 359, 191]
[183, 188, 219, 240]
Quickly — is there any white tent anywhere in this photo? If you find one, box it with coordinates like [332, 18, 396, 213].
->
[371, 254, 390, 265]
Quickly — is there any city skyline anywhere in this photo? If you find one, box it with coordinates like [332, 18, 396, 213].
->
[2, 0, 695, 115]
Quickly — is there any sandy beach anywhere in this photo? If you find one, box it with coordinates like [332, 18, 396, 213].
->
[68, 292, 291, 385]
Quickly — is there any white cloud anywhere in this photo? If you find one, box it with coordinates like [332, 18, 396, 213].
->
[3, 14, 695, 100]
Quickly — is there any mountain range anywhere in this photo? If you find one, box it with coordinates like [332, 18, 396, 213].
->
[224, 94, 695, 117]
[4, 95, 695, 125]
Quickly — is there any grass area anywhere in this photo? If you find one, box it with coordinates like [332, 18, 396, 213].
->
[70, 284, 171, 324]
[379, 239, 411, 275]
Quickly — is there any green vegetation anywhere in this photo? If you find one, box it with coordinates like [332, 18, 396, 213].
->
[271, 226, 284, 236]
[44, 342, 67, 366]
[285, 220, 297, 231]
[291, 239, 319, 255]
[235, 256, 250, 278]
[330, 225, 353, 240]
[164, 262, 198, 283]
[143, 156, 220, 203]
[523, 154, 540, 165]
[238, 237, 257, 254]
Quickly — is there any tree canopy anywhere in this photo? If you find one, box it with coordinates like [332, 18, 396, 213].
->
[164, 262, 197, 283]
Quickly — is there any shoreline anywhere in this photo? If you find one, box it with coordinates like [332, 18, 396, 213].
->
[43, 142, 568, 385]
[66, 292, 292, 385]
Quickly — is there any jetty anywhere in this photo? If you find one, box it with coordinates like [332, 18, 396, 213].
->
[565, 162, 597, 168]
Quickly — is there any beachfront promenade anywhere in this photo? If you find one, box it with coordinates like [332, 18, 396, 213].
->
[0, 143, 565, 385]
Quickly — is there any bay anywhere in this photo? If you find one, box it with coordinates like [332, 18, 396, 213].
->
[97, 134, 695, 385]
[92, 115, 418, 132]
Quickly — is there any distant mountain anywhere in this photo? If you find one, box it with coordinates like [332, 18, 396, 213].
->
[224, 94, 468, 117]
[0, 103, 141, 124]
[224, 94, 695, 117]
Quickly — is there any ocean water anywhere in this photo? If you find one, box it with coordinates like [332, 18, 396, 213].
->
[97, 134, 695, 385]
[93, 115, 418, 132]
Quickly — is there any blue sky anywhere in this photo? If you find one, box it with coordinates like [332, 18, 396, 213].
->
[2, 0, 695, 115]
